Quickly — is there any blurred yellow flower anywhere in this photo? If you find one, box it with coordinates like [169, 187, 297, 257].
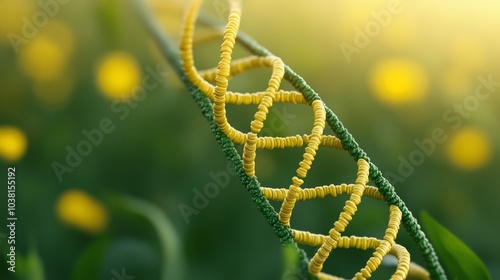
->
[96, 51, 142, 100]
[369, 58, 429, 106]
[446, 127, 492, 170]
[0, 0, 35, 40]
[17, 20, 73, 81]
[0, 126, 28, 162]
[18, 34, 67, 81]
[16, 21, 75, 108]
[56, 189, 108, 234]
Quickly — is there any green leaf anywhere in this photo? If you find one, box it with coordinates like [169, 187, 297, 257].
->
[420, 211, 492, 280]
[70, 235, 110, 280]
[110, 195, 183, 280]
[16, 246, 45, 280]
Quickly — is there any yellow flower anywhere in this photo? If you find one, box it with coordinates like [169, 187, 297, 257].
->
[56, 189, 108, 234]
[446, 127, 492, 170]
[96, 51, 142, 100]
[18, 34, 67, 81]
[0, 0, 35, 40]
[17, 20, 73, 81]
[0, 126, 28, 162]
[369, 58, 429, 106]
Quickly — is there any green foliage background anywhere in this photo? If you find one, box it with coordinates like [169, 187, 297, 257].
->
[0, 0, 499, 279]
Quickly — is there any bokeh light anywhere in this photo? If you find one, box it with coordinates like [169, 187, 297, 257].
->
[369, 58, 429, 106]
[446, 127, 492, 170]
[15, 20, 75, 108]
[17, 20, 74, 81]
[18, 34, 67, 81]
[450, 37, 485, 72]
[0, 125, 28, 162]
[56, 189, 108, 234]
[96, 51, 142, 100]
[0, 0, 35, 42]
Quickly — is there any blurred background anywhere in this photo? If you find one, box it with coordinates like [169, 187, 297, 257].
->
[0, 0, 499, 279]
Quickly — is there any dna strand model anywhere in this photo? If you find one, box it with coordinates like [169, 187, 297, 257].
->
[134, 0, 448, 279]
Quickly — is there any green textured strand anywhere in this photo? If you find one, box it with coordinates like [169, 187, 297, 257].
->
[132, 0, 446, 278]
[130, 1, 313, 279]
[233, 30, 447, 280]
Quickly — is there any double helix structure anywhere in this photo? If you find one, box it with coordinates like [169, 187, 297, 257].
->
[134, 0, 448, 279]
